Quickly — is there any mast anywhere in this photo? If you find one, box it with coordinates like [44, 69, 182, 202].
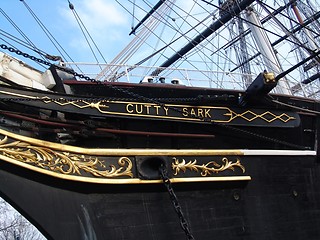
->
[291, 2, 319, 52]
[245, 7, 291, 95]
[95, 1, 175, 81]
[150, 0, 255, 76]
[227, 16, 252, 88]
[230, 10, 320, 73]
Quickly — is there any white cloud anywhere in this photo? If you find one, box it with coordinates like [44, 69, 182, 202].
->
[57, 0, 130, 62]
[72, 0, 128, 32]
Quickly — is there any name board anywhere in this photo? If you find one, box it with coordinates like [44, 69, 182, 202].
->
[92, 100, 299, 127]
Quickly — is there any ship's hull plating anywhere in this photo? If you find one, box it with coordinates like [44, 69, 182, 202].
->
[0, 82, 319, 240]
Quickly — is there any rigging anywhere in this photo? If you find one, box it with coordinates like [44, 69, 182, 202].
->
[19, 0, 72, 64]
[67, 0, 107, 66]
[129, 0, 167, 35]
[150, 0, 256, 76]
[0, 7, 47, 64]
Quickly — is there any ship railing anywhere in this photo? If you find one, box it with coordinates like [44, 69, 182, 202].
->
[64, 62, 253, 91]
[63, 62, 320, 99]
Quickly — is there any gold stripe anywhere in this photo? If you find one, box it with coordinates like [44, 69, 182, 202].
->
[0, 128, 243, 156]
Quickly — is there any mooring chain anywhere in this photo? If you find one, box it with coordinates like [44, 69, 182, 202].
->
[159, 165, 195, 240]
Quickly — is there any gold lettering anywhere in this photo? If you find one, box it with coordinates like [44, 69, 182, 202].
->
[163, 107, 169, 116]
[145, 105, 151, 114]
[154, 105, 161, 115]
[127, 103, 212, 119]
[182, 108, 188, 117]
[135, 104, 143, 114]
[205, 109, 211, 118]
[190, 108, 196, 117]
[126, 104, 133, 113]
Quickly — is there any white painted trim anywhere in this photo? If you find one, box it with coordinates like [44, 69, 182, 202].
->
[241, 149, 316, 156]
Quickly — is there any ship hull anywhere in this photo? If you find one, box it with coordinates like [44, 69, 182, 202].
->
[0, 82, 319, 240]
[0, 149, 319, 240]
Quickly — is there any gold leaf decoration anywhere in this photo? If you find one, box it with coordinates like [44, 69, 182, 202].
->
[0, 136, 133, 178]
[228, 110, 295, 123]
[172, 157, 245, 176]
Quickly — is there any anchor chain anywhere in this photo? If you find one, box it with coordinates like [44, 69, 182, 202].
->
[159, 165, 195, 240]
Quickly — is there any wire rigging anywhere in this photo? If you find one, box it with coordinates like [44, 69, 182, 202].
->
[105, 0, 226, 79]
[0, 7, 47, 63]
[19, 0, 73, 64]
[67, 0, 107, 66]
[0, 29, 45, 56]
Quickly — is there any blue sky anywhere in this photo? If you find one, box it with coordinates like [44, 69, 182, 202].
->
[1, 0, 135, 68]
[1, 0, 209, 76]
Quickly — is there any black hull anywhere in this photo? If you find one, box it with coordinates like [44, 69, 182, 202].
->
[0, 81, 319, 239]
[1, 153, 320, 240]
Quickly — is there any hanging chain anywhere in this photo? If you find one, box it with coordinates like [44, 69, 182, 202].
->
[0, 44, 96, 82]
[159, 165, 195, 240]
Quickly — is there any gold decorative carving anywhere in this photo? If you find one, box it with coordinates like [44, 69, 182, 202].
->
[0, 129, 252, 183]
[41, 97, 110, 113]
[227, 110, 295, 123]
[172, 157, 245, 176]
[0, 136, 133, 178]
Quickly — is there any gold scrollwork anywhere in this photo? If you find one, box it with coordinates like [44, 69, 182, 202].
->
[172, 157, 245, 176]
[0, 136, 133, 178]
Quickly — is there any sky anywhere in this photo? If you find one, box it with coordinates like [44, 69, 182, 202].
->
[1, 0, 135, 69]
[2, 1, 319, 93]
[0, 0, 218, 82]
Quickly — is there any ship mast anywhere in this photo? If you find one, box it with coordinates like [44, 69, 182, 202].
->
[95, 0, 175, 81]
[291, 1, 319, 52]
[245, 6, 291, 95]
[226, 15, 253, 88]
[150, 0, 255, 76]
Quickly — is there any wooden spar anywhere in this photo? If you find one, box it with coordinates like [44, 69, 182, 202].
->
[129, 0, 167, 35]
[231, 11, 320, 73]
[150, 0, 255, 76]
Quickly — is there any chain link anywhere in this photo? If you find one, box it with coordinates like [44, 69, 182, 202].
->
[159, 165, 195, 240]
[0, 44, 95, 81]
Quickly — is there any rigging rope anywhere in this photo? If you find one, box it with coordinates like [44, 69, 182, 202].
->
[0, 7, 46, 63]
[67, 0, 107, 66]
[109, 0, 220, 75]
[199, 0, 318, 59]
[19, 0, 71, 63]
